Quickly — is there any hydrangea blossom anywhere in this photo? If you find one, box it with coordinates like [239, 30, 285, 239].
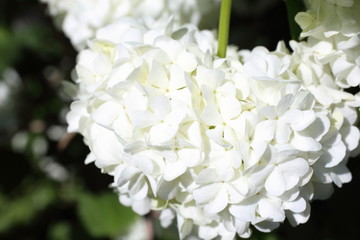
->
[67, 18, 359, 239]
[239, 43, 360, 201]
[295, 0, 360, 87]
[40, 0, 220, 50]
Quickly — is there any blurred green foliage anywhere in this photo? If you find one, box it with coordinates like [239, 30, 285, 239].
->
[77, 192, 138, 238]
[0, 181, 56, 232]
[1, 0, 360, 240]
[0, 26, 18, 73]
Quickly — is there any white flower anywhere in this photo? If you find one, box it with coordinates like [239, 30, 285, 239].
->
[295, 0, 360, 87]
[40, 0, 220, 50]
[66, 17, 360, 239]
[241, 42, 360, 208]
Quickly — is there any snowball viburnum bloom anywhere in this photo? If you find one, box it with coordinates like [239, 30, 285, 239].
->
[295, 0, 360, 87]
[40, 0, 220, 50]
[240, 41, 360, 203]
[66, 17, 360, 239]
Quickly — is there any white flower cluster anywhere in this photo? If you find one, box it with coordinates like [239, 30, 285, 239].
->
[40, 0, 220, 50]
[295, 0, 360, 88]
[67, 17, 360, 239]
[240, 42, 360, 198]
[238, 0, 360, 208]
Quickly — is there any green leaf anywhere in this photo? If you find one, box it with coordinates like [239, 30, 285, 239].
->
[284, 0, 306, 40]
[48, 221, 72, 240]
[77, 191, 137, 238]
[0, 26, 19, 74]
[0, 182, 56, 233]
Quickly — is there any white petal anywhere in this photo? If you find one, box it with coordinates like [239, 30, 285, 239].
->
[196, 66, 225, 89]
[332, 57, 352, 77]
[285, 202, 311, 226]
[332, 164, 352, 187]
[275, 121, 291, 144]
[130, 176, 148, 200]
[341, 125, 360, 151]
[319, 139, 346, 168]
[229, 199, 258, 222]
[196, 168, 219, 184]
[204, 185, 228, 214]
[253, 120, 276, 142]
[148, 123, 178, 146]
[230, 177, 249, 196]
[198, 224, 219, 240]
[283, 197, 306, 213]
[159, 209, 175, 228]
[290, 110, 316, 131]
[169, 64, 186, 90]
[93, 54, 112, 76]
[117, 166, 139, 187]
[133, 155, 154, 175]
[177, 216, 193, 240]
[291, 133, 322, 151]
[201, 103, 222, 126]
[206, 127, 228, 146]
[257, 198, 285, 222]
[217, 81, 236, 98]
[276, 145, 301, 162]
[92, 101, 120, 128]
[132, 198, 151, 215]
[265, 168, 286, 196]
[164, 102, 187, 125]
[279, 158, 309, 177]
[300, 114, 330, 140]
[112, 109, 134, 143]
[92, 129, 123, 168]
[258, 106, 277, 120]
[280, 109, 302, 124]
[218, 97, 242, 122]
[176, 51, 197, 72]
[157, 179, 179, 200]
[254, 221, 281, 233]
[163, 160, 187, 181]
[85, 152, 96, 164]
[178, 148, 202, 167]
[131, 110, 157, 129]
[193, 183, 221, 205]
[277, 94, 293, 115]
[147, 60, 169, 88]
[347, 66, 360, 86]
[151, 96, 170, 119]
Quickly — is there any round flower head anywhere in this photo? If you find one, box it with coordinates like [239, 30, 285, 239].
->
[40, 0, 220, 50]
[240, 41, 360, 200]
[67, 18, 359, 239]
[295, 0, 360, 88]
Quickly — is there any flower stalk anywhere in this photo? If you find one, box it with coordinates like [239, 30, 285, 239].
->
[217, 0, 232, 58]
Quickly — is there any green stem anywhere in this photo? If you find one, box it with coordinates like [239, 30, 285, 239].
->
[217, 0, 232, 58]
